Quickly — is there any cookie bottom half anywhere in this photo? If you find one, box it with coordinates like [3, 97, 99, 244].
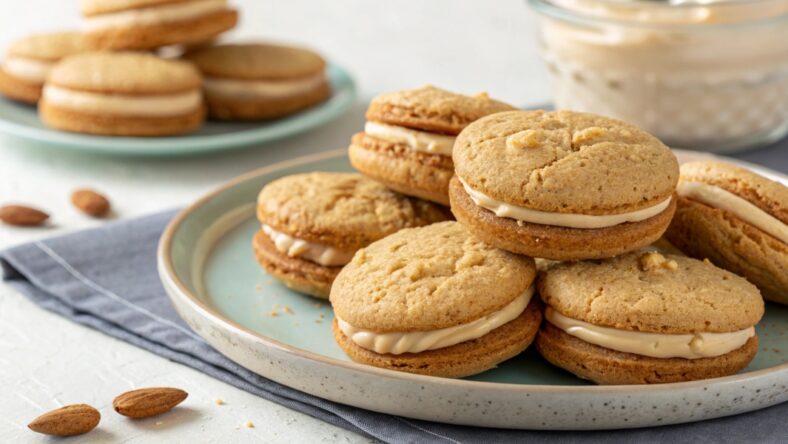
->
[0, 68, 41, 104]
[333, 300, 542, 378]
[449, 176, 676, 260]
[536, 323, 758, 385]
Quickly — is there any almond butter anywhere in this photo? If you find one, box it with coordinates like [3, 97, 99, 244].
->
[113, 387, 188, 419]
[71, 189, 111, 218]
[0, 205, 49, 226]
[28, 404, 100, 436]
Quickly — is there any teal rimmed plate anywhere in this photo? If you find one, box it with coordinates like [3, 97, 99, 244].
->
[0, 64, 355, 156]
[158, 149, 787, 430]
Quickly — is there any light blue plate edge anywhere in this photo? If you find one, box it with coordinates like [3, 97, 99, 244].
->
[0, 64, 356, 156]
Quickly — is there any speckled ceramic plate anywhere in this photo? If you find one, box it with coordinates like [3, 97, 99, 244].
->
[158, 149, 788, 430]
[0, 64, 355, 157]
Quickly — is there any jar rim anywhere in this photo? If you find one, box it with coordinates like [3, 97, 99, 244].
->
[528, 0, 788, 30]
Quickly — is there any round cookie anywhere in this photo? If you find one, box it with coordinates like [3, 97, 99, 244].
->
[349, 86, 516, 205]
[255, 172, 450, 299]
[0, 32, 89, 104]
[664, 161, 788, 305]
[183, 43, 331, 120]
[39, 52, 205, 136]
[536, 251, 764, 384]
[450, 110, 679, 260]
[81, 0, 238, 50]
[330, 221, 541, 378]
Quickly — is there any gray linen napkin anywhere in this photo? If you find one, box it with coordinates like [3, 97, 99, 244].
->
[1, 210, 786, 444]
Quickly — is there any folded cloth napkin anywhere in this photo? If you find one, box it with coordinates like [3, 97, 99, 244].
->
[1, 210, 786, 444]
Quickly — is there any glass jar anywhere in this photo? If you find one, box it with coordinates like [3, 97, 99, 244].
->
[529, 0, 788, 153]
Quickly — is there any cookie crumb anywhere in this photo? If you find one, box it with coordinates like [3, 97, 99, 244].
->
[474, 91, 490, 99]
[314, 320, 322, 324]
[283, 306, 294, 315]
[269, 311, 279, 317]
[215, 398, 225, 406]
[703, 258, 712, 265]
[312, 302, 322, 308]
[506, 129, 542, 150]
[639, 251, 677, 272]
[245, 420, 254, 428]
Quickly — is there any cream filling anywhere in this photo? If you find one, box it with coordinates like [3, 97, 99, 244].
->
[545, 307, 754, 360]
[337, 286, 534, 355]
[261, 224, 354, 267]
[678, 181, 788, 244]
[3, 56, 53, 84]
[42, 85, 202, 117]
[203, 73, 325, 101]
[364, 121, 455, 156]
[84, 0, 229, 31]
[458, 176, 672, 229]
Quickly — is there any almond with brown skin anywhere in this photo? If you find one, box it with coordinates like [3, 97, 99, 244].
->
[71, 189, 111, 217]
[0, 205, 49, 226]
[113, 387, 188, 419]
[28, 404, 100, 436]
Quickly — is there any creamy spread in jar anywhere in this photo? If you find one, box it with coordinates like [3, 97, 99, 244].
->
[530, 0, 788, 152]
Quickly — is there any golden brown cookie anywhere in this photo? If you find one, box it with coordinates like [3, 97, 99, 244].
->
[0, 32, 89, 104]
[330, 221, 541, 378]
[665, 161, 788, 305]
[349, 86, 515, 205]
[81, 0, 238, 50]
[536, 251, 764, 384]
[450, 110, 679, 260]
[182, 43, 331, 120]
[254, 172, 449, 299]
[39, 52, 205, 136]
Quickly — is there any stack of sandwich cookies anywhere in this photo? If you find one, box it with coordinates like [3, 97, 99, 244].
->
[81, 0, 238, 50]
[254, 172, 449, 299]
[330, 221, 542, 378]
[349, 86, 516, 205]
[39, 52, 205, 136]
[0, 32, 89, 104]
[450, 110, 679, 260]
[665, 160, 787, 305]
[536, 251, 764, 384]
[183, 43, 331, 120]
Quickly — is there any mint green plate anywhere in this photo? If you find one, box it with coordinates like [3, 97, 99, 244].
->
[0, 64, 355, 157]
[159, 149, 788, 429]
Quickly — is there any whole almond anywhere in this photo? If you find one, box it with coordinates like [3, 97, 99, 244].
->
[0, 205, 49, 226]
[71, 189, 111, 217]
[28, 404, 100, 436]
[113, 387, 188, 419]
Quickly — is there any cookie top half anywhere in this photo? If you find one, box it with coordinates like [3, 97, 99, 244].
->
[183, 43, 326, 81]
[680, 160, 787, 224]
[454, 110, 679, 214]
[331, 221, 536, 332]
[539, 251, 764, 334]
[48, 52, 202, 94]
[366, 85, 516, 135]
[256, 172, 449, 250]
[82, 0, 187, 16]
[7, 32, 89, 61]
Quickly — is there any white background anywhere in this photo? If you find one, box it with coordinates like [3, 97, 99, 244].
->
[0, 1, 548, 442]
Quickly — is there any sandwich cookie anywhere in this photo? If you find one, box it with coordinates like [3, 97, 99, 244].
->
[39, 52, 204, 136]
[0, 32, 89, 104]
[537, 251, 764, 384]
[330, 221, 542, 378]
[81, 0, 238, 50]
[665, 161, 788, 305]
[254, 172, 449, 299]
[349, 86, 516, 205]
[183, 43, 331, 120]
[451, 110, 679, 260]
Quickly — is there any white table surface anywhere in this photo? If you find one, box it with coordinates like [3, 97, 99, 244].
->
[1, 1, 785, 443]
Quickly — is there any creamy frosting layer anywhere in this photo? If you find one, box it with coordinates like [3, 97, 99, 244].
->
[364, 121, 455, 156]
[42, 85, 202, 117]
[678, 181, 788, 244]
[3, 56, 53, 84]
[458, 176, 672, 229]
[545, 307, 754, 360]
[337, 286, 533, 355]
[84, 0, 229, 31]
[261, 224, 354, 267]
[203, 72, 325, 101]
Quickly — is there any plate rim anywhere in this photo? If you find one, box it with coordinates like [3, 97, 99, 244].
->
[158, 148, 788, 395]
[0, 64, 356, 156]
